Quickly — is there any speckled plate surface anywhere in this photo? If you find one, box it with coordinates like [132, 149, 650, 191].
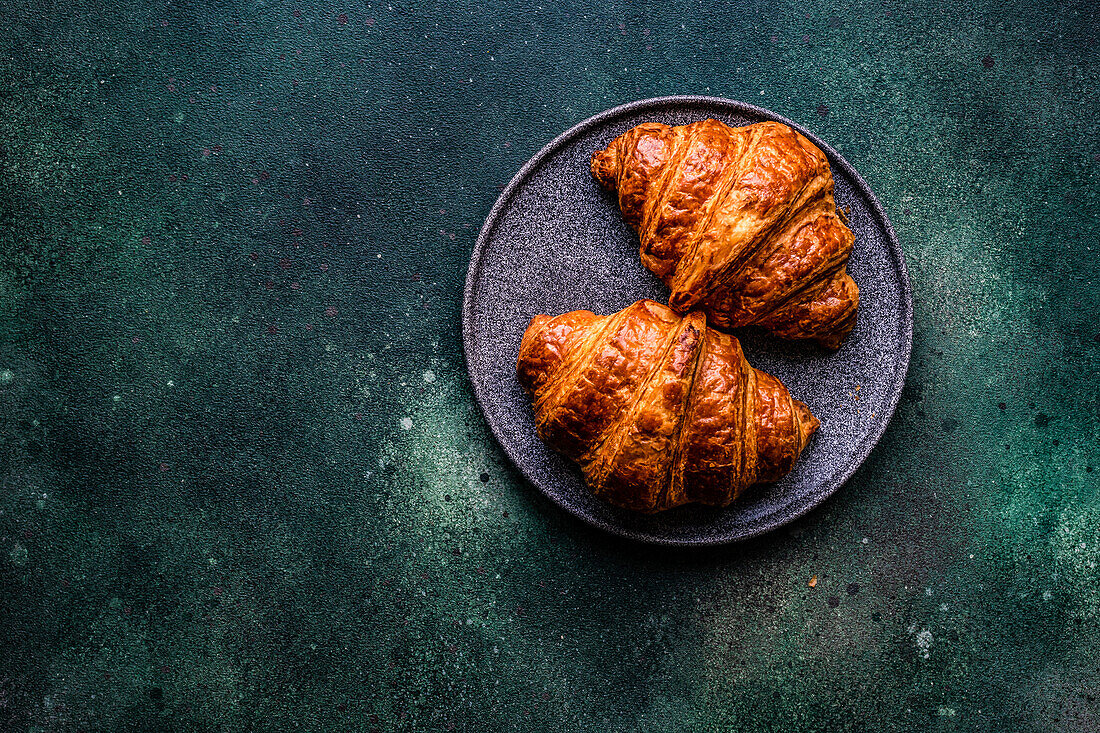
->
[463, 96, 912, 546]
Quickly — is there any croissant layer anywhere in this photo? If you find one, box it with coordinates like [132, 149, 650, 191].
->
[592, 119, 859, 349]
[517, 300, 819, 513]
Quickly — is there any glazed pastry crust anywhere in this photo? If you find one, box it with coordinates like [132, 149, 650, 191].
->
[592, 119, 859, 349]
[517, 300, 819, 513]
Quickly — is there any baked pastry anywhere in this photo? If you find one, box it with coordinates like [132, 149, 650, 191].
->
[591, 119, 858, 349]
[517, 300, 819, 513]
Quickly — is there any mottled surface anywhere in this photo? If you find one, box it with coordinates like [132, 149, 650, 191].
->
[1, 1, 1097, 731]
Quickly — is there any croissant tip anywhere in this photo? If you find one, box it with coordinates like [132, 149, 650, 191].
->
[590, 147, 619, 188]
[796, 402, 821, 445]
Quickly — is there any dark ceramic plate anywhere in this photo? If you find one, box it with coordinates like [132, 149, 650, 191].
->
[463, 96, 912, 546]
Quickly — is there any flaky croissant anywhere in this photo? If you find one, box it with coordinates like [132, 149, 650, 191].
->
[517, 300, 819, 513]
[592, 119, 859, 349]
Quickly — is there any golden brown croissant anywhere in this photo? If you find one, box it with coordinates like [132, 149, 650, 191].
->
[591, 119, 859, 349]
[517, 300, 819, 513]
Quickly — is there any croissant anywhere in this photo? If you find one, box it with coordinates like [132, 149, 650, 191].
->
[517, 300, 819, 513]
[591, 119, 859, 349]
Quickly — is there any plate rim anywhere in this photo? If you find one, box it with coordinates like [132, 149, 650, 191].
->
[462, 95, 914, 546]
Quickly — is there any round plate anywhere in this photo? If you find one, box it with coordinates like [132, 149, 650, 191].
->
[463, 96, 912, 546]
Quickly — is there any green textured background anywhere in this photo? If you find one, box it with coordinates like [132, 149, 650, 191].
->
[2, 1, 1098, 730]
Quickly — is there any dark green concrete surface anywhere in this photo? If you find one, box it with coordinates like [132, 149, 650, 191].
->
[1, 1, 1098, 730]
